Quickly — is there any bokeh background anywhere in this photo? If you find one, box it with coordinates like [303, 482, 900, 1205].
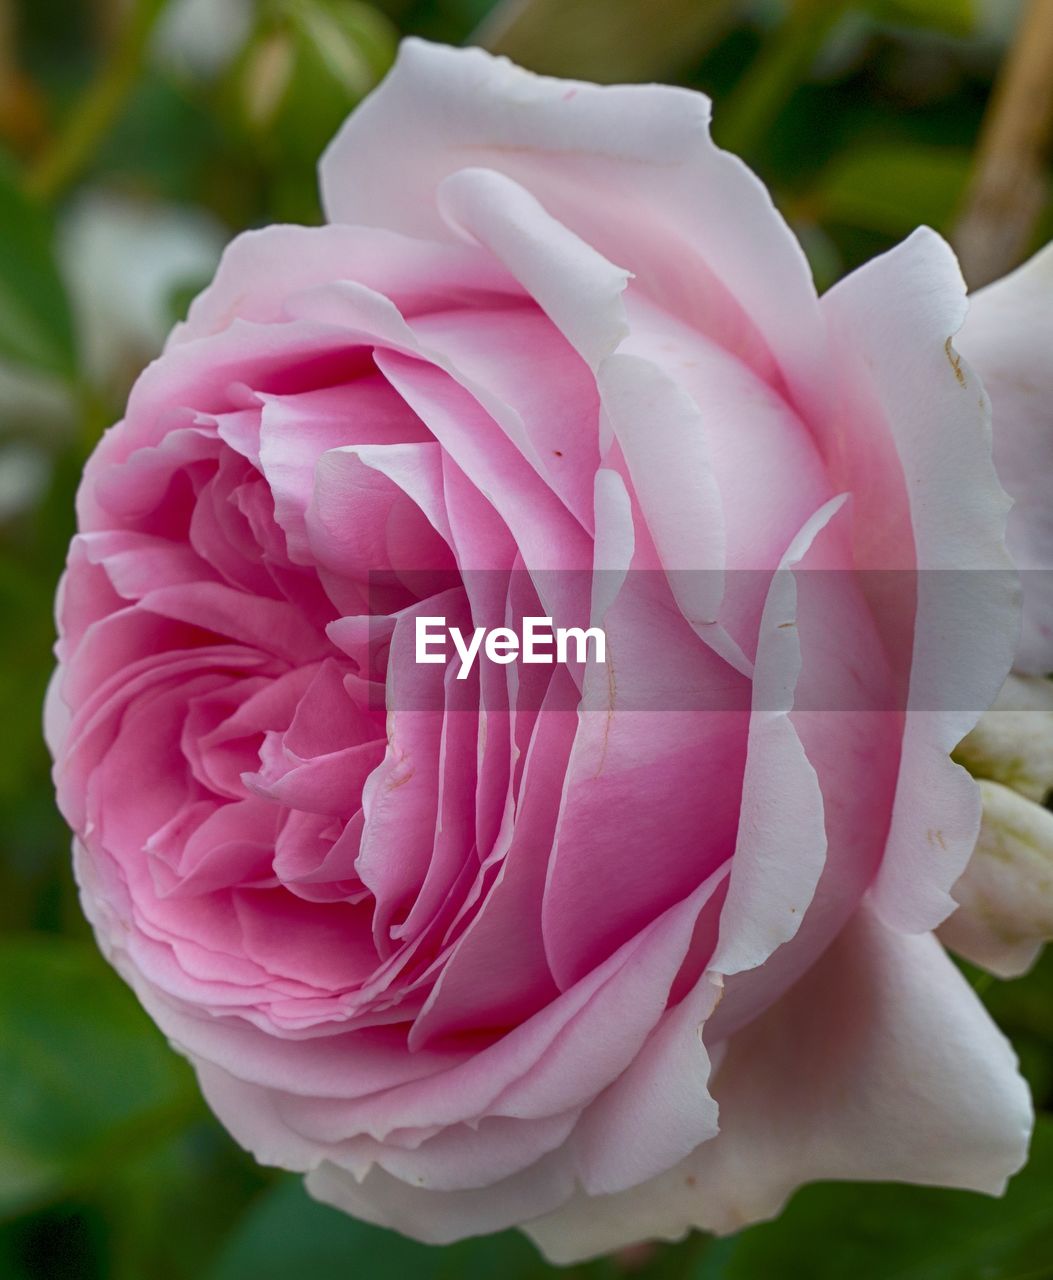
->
[1, 1, 1052, 1277]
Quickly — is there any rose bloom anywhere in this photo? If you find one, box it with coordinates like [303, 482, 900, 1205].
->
[48, 40, 1053, 1261]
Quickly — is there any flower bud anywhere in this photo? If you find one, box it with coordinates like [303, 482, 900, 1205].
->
[954, 673, 1053, 803]
[236, 0, 396, 150]
[942, 675, 1053, 976]
[940, 780, 1053, 978]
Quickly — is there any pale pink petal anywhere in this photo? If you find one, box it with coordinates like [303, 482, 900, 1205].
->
[436, 166, 629, 371]
[567, 952, 724, 1196]
[374, 350, 591, 574]
[957, 242, 1053, 675]
[822, 229, 1018, 934]
[412, 306, 601, 527]
[172, 223, 521, 346]
[709, 497, 845, 977]
[597, 351, 740, 670]
[258, 378, 429, 565]
[306, 1147, 576, 1245]
[320, 40, 824, 399]
[526, 907, 1032, 1263]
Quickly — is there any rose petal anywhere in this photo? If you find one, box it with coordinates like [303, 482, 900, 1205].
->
[958, 243, 1053, 675]
[526, 906, 1032, 1262]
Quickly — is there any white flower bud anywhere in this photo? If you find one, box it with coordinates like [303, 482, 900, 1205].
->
[940, 779, 1053, 977]
[953, 673, 1053, 804]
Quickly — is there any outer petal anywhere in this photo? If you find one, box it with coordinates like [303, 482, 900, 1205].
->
[307, 1148, 576, 1245]
[525, 906, 1032, 1263]
[564, 966, 723, 1196]
[319, 39, 824, 403]
[821, 229, 1018, 934]
[957, 243, 1053, 675]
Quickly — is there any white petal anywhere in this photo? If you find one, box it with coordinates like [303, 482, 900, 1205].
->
[822, 228, 1018, 934]
[320, 39, 824, 400]
[307, 1148, 576, 1245]
[710, 496, 845, 976]
[526, 907, 1032, 1263]
[436, 166, 630, 371]
[958, 242, 1053, 675]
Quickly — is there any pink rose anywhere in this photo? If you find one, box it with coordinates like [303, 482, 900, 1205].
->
[49, 39, 1048, 1261]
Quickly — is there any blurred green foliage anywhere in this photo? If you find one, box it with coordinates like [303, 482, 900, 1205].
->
[0, 0, 1051, 1277]
[0, 159, 75, 379]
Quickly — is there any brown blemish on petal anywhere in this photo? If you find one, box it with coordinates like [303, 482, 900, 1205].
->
[945, 337, 966, 387]
[387, 767, 415, 791]
[926, 827, 948, 851]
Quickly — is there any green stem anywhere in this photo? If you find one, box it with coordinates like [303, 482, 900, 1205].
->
[716, 0, 851, 160]
[26, 0, 169, 202]
[952, 0, 1053, 286]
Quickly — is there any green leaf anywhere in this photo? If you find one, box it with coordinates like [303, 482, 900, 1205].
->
[95, 1122, 270, 1280]
[812, 143, 973, 236]
[863, 0, 977, 36]
[0, 934, 195, 1219]
[0, 155, 77, 380]
[709, 1116, 1053, 1280]
[976, 947, 1053, 1106]
[209, 1176, 552, 1280]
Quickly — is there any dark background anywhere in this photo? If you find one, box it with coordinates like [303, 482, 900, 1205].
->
[1, 1, 1052, 1277]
